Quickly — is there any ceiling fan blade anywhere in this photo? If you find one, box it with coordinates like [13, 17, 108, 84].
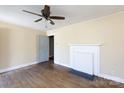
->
[50, 16, 65, 20]
[34, 18, 42, 22]
[22, 10, 43, 17]
[49, 19, 55, 25]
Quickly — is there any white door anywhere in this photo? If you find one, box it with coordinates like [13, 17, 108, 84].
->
[70, 45, 100, 75]
[37, 35, 49, 62]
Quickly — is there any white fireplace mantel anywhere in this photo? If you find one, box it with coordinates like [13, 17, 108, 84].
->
[70, 44, 100, 76]
[69, 44, 102, 46]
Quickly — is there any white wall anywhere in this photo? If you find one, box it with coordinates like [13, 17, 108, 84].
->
[47, 12, 124, 80]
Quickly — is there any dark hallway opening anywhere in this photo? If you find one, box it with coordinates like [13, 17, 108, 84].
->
[49, 36, 54, 62]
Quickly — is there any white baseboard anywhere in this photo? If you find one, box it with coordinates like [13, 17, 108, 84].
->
[1, 60, 124, 84]
[54, 61, 70, 68]
[54, 61, 124, 84]
[0, 61, 40, 74]
[99, 74, 124, 83]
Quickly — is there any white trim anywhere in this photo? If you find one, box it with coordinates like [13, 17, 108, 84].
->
[94, 46, 100, 76]
[69, 44, 102, 46]
[0, 61, 40, 73]
[54, 61, 124, 84]
[54, 61, 70, 68]
[69, 45, 100, 76]
[99, 73, 124, 83]
[1, 60, 124, 84]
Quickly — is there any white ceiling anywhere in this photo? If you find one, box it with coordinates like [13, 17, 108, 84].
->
[0, 5, 124, 31]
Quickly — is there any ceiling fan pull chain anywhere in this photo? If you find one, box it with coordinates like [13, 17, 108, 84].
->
[45, 19, 48, 28]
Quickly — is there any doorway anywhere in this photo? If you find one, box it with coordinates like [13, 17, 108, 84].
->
[49, 36, 54, 63]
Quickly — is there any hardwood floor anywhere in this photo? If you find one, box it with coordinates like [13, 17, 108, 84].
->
[0, 61, 124, 88]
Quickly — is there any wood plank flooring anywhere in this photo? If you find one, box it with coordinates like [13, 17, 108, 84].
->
[0, 61, 124, 88]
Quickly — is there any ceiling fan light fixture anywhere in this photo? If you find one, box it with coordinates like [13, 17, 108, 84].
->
[22, 5, 65, 27]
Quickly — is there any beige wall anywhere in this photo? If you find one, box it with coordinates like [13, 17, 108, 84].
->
[0, 21, 46, 71]
[47, 12, 124, 79]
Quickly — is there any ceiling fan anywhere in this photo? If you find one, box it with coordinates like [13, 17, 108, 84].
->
[22, 5, 65, 25]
